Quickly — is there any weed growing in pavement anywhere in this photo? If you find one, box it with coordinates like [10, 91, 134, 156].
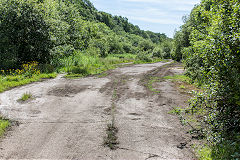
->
[104, 122, 119, 150]
[0, 118, 10, 136]
[145, 77, 161, 94]
[163, 74, 191, 83]
[179, 85, 186, 89]
[103, 84, 120, 150]
[19, 92, 32, 101]
[104, 103, 119, 150]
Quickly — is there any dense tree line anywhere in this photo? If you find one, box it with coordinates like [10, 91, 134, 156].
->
[0, 0, 172, 70]
[172, 0, 240, 158]
[69, 0, 168, 43]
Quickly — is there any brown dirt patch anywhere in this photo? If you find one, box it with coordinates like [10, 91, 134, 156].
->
[48, 84, 89, 97]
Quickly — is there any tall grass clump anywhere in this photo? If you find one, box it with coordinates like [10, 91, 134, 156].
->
[58, 51, 132, 78]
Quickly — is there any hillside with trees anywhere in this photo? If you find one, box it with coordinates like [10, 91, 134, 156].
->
[0, 0, 171, 72]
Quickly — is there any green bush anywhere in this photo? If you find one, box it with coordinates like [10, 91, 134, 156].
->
[161, 41, 172, 58]
[136, 52, 152, 62]
[0, 0, 52, 69]
[70, 66, 89, 75]
[175, 0, 240, 158]
[152, 47, 163, 58]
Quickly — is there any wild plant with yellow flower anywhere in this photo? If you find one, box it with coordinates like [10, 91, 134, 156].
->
[0, 61, 40, 78]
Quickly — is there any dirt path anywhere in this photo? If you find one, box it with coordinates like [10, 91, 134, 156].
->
[0, 61, 195, 159]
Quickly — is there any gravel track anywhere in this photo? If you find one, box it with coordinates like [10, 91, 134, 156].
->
[0, 61, 195, 159]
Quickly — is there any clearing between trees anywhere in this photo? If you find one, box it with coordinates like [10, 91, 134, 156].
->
[0, 61, 196, 159]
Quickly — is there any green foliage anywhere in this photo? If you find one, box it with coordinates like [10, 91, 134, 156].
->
[196, 145, 212, 160]
[174, 0, 240, 158]
[171, 30, 190, 61]
[145, 77, 161, 93]
[19, 92, 32, 101]
[0, 0, 172, 71]
[161, 41, 172, 59]
[108, 53, 136, 60]
[95, 11, 169, 43]
[104, 123, 119, 150]
[136, 52, 153, 63]
[0, 0, 172, 91]
[152, 47, 163, 58]
[0, 118, 9, 136]
[171, 15, 191, 61]
[168, 107, 184, 115]
[196, 138, 240, 160]
[0, 72, 56, 93]
[179, 85, 185, 89]
[0, 0, 52, 69]
[61, 51, 134, 78]
[153, 41, 173, 59]
[139, 40, 154, 52]
[211, 137, 240, 160]
[163, 74, 191, 83]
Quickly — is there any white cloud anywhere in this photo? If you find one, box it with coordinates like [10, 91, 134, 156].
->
[112, 6, 185, 25]
[116, 8, 168, 17]
[112, 0, 201, 25]
[129, 16, 181, 25]
[91, 0, 200, 37]
[122, 0, 199, 5]
[121, 0, 200, 11]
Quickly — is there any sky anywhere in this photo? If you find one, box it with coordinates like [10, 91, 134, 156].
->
[90, 0, 200, 38]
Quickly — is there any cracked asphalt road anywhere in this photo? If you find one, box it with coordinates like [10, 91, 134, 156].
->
[0, 61, 195, 159]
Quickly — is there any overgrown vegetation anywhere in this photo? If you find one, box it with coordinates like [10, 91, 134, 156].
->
[62, 53, 134, 78]
[145, 77, 161, 94]
[0, 0, 172, 89]
[0, 62, 56, 92]
[0, 0, 172, 71]
[172, 0, 240, 159]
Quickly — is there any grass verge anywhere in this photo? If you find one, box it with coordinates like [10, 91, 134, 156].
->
[61, 52, 168, 79]
[62, 54, 134, 79]
[134, 58, 168, 64]
[163, 74, 202, 94]
[163, 75, 218, 160]
[194, 138, 240, 160]
[0, 73, 57, 93]
[163, 74, 191, 82]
